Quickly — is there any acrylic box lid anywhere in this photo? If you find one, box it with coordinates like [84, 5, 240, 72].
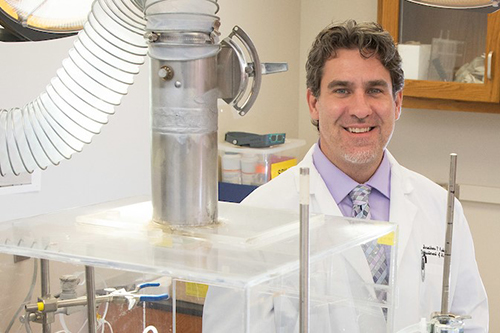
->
[0, 196, 396, 289]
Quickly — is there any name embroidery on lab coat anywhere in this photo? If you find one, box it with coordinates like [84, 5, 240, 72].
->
[421, 244, 445, 259]
[421, 244, 444, 282]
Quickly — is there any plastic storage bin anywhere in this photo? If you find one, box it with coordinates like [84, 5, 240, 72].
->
[219, 138, 306, 186]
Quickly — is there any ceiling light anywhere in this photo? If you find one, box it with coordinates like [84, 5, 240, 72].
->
[0, 0, 94, 41]
[405, 0, 499, 11]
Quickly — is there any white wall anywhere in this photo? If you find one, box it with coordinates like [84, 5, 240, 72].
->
[217, 0, 301, 141]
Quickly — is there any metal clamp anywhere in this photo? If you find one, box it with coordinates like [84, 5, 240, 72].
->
[429, 312, 471, 333]
[145, 31, 214, 45]
[217, 26, 288, 116]
[25, 282, 169, 314]
[218, 26, 261, 116]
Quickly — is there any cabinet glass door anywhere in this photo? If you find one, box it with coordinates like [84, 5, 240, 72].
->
[400, 1, 488, 84]
[379, 0, 500, 103]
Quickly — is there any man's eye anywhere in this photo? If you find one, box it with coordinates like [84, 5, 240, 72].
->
[368, 88, 382, 94]
[334, 88, 349, 94]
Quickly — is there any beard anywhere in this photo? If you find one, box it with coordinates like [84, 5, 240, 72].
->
[339, 131, 392, 165]
[341, 148, 378, 165]
[319, 122, 395, 169]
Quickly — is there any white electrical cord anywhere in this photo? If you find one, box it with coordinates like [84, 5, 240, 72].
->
[143, 301, 146, 331]
[76, 319, 88, 333]
[142, 326, 158, 333]
[102, 319, 114, 333]
[58, 313, 72, 332]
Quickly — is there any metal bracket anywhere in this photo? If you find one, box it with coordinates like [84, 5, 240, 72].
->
[217, 25, 287, 116]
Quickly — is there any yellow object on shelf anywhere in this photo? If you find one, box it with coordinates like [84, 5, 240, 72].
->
[219, 138, 306, 186]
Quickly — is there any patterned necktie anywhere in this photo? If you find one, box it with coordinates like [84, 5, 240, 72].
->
[349, 185, 389, 295]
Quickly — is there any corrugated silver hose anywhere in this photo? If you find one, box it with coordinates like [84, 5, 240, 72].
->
[0, 0, 148, 176]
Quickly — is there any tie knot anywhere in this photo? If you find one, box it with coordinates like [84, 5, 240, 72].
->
[349, 184, 372, 205]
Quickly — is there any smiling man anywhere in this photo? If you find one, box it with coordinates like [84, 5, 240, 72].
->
[307, 47, 402, 184]
[203, 21, 488, 332]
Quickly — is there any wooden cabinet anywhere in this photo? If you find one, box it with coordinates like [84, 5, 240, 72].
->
[378, 0, 500, 113]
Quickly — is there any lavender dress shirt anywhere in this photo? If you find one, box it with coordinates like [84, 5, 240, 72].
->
[312, 143, 391, 222]
[312, 142, 393, 271]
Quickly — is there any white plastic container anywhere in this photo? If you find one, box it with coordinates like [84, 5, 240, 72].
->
[219, 138, 306, 186]
[240, 154, 259, 185]
[221, 153, 242, 184]
[398, 43, 431, 80]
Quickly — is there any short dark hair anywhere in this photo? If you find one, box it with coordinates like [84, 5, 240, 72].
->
[306, 20, 404, 129]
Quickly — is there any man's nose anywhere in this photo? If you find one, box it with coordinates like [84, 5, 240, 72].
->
[348, 92, 372, 119]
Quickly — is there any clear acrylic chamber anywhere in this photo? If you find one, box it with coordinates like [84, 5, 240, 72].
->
[0, 197, 397, 332]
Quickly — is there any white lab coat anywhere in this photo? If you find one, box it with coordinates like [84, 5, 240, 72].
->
[203, 145, 488, 332]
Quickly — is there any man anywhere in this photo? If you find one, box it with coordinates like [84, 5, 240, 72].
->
[204, 20, 488, 332]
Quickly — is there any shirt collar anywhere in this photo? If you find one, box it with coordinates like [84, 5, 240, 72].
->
[366, 152, 391, 199]
[312, 142, 391, 203]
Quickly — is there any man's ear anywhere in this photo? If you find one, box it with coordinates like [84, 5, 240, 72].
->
[394, 90, 403, 120]
[307, 89, 319, 121]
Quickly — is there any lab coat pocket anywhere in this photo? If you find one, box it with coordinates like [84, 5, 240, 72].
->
[420, 263, 443, 313]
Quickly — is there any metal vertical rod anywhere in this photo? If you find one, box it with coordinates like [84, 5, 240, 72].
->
[40, 259, 51, 333]
[441, 153, 457, 314]
[172, 279, 177, 333]
[299, 167, 310, 333]
[85, 266, 97, 333]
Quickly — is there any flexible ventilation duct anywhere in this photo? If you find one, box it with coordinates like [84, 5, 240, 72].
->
[0, 0, 149, 176]
[0, 0, 280, 228]
[1, 0, 225, 227]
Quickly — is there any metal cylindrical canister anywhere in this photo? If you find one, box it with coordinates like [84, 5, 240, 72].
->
[150, 55, 219, 226]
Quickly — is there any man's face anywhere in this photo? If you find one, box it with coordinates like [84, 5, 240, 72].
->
[307, 48, 402, 173]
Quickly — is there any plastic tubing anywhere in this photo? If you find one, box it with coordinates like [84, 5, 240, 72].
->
[143, 326, 158, 333]
[0, 0, 148, 176]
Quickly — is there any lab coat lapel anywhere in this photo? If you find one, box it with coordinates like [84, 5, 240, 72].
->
[293, 146, 343, 217]
[310, 173, 343, 216]
[387, 152, 417, 268]
[294, 151, 373, 289]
